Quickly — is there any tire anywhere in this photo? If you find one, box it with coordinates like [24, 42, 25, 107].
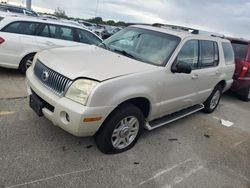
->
[202, 85, 223, 113]
[19, 53, 36, 74]
[95, 104, 145, 154]
[238, 88, 250, 102]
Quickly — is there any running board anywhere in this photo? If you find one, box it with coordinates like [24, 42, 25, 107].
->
[145, 104, 204, 130]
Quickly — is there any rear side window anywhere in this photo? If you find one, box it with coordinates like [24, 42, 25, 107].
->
[200, 40, 219, 67]
[2, 21, 39, 35]
[231, 42, 248, 60]
[222, 42, 234, 64]
[38, 24, 75, 42]
[0, 17, 3, 21]
[77, 29, 102, 45]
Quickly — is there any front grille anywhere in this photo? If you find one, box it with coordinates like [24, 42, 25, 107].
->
[34, 60, 72, 95]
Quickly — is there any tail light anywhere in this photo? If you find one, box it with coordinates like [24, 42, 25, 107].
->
[239, 60, 250, 78]
[0, 36, 5, 44]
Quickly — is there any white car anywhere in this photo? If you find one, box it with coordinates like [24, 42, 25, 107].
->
[26, 24, 235, 154]
[0, 16, 102, 73]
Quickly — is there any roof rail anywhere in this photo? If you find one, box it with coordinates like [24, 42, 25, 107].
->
[152, 23, 225, 38]
[152, 23, 199, 34]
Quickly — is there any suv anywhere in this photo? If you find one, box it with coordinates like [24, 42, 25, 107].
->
[26, 24, 235, 154]
[227, 37, 250, 101]
[0, 3, 39, 17]
[0, 16, 102, 73]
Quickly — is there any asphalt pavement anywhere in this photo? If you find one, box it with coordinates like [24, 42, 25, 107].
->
[0, 68, 249, 188]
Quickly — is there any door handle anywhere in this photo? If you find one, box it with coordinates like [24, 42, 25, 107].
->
[45, 41, 55, 46]
[215, 70, 220, 75]
[192, 74, 199, 79]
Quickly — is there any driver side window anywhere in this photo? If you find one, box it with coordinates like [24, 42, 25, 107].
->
[177, 40, 199, 69]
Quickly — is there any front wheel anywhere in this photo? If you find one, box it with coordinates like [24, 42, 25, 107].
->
[202, 85, 223, 113]
[19, 53, 35, 74]
[95, 104, 145, 154]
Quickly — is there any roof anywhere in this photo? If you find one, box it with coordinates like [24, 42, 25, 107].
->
[0, 15, 84, 30]
[130, 24, 229, 42]
[226, 37, 250, 44]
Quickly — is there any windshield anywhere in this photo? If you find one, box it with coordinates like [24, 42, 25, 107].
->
[101, 27, 180, 66]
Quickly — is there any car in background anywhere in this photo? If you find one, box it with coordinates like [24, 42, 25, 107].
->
[227, 37, 250, 101]
[26, 24, 235, 154]
[78, 20, 97, 31]
[0, 16, 103, 73]
[101, 26, 123, 39]
[0, 3, 39, 17]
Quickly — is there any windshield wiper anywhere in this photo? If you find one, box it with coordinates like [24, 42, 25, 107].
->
[113, 49, 140, 61]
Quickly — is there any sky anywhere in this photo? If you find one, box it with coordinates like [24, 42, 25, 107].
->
[5, 0, 250, 38]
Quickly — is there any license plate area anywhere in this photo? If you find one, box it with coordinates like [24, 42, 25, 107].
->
[29, 94, 44, 117]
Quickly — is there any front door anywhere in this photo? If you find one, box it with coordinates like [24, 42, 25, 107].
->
[159, 40, 202, 116]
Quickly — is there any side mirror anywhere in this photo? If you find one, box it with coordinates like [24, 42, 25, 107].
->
[172, 61, 192, 74]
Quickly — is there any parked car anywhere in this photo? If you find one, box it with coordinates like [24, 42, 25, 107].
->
[0, 3, 39, 17]
[226, 37, 250, 101]
[0, 16, 103, 73]
[26, 24, 235, 154]
[101, 25, 115, 39]
[78, 20, 97, 31]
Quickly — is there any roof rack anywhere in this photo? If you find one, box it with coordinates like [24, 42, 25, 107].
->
[152, 23, 225, 38]
[152, 23, 199, 34]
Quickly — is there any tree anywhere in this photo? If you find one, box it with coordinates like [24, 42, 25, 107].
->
[54, 7, 67, 19]
[106, 20, 116, 26]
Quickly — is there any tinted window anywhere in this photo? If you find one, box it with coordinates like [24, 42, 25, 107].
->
[177, 40, 199, 69]
[39, 25, 50, 37]
[222, 42, 235, 64]
[231, 42, 248, 60]
[77, 29, 101, 45]
[200, 41, 219, 67]
[2, 21, 39, 35]
[0, 16, 3, 21]
[38, 24, 75, 41]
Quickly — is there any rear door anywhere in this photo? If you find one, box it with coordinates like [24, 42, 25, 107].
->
[0, 21, 39, 68]
[194, 40, 221, 102]
[35, 24, 81, 49]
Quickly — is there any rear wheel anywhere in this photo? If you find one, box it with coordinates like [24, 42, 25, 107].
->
[203, 85, 223, 113]
[19, 53, 35, 74]
[95, 104, 144, 154]
[238, 88, 250, 102]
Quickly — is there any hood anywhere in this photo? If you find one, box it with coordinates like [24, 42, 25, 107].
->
[37, 45, 157, 81]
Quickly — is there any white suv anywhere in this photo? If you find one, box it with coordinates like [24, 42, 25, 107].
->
[26, 24, 235, 154]
[0, 16, 102, 73]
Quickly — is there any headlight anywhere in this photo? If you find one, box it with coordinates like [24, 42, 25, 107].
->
[65, 79, 98, 105]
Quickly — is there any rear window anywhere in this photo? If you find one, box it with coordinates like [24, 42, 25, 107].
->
[231, 42, 248, 60]
[222, 42, 234, 64]
[1, 21, 39, 35]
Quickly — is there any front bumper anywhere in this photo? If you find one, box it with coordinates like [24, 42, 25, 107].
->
[26, 69, 115, 137]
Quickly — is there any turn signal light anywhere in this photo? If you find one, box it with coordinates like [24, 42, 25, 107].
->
[83, 116, 102, 122]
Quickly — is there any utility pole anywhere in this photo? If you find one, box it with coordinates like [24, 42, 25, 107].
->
[26, 0, 31, 10]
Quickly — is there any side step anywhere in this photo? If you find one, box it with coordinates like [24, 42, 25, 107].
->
[145, 104, 204, 130]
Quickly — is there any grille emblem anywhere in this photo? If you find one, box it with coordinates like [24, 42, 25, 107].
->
[42, 70, 49, 82]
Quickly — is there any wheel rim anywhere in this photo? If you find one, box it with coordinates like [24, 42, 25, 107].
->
[111, 116, 139, 150]
[248, 89, 250, 99]
[210, 90, 220, 109]
[25, 56, 34, 70]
